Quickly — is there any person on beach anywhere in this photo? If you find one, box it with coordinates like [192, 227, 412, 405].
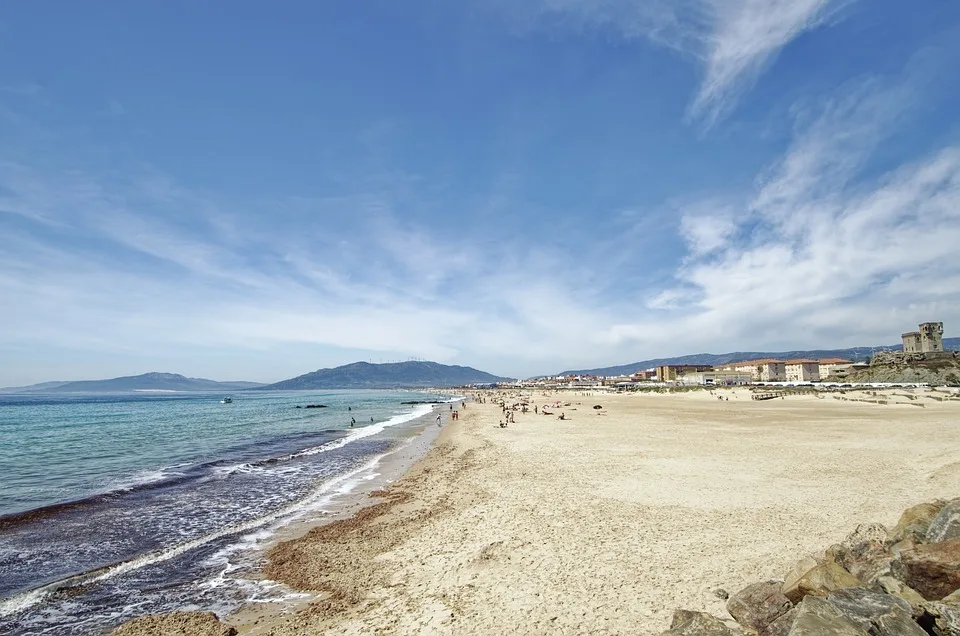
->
[350, 417, 356, 427]
[436, 413, 442, 426]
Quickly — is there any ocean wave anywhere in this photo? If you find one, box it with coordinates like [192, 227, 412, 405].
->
[0, 450, 396, 619]
[1, 405, 433, 531]
[210, 404, 433, 477]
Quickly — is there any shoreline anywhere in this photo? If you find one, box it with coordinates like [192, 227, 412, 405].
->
[226, 399, 465, 633]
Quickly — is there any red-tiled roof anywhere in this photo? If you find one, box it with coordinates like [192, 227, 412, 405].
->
[729, 359, 784, 365]
[817, 358, 852, 364]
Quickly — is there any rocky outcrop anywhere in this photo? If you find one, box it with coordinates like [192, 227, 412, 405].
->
[892, 501, 945, 543]
[112, 611, 237, 636]
[660, 498, 960, 636]
[658, 610, 743, 636]
[824, 587, 914, 632]
[848, 351, 960, 385]
[783, 597, 867, 635]
[782, 562, 861, 603]
[918, 602, 960, 635]
[898, 539, 960, 600]
[926, 500, 960, 543]
[725, 581, 792, 633]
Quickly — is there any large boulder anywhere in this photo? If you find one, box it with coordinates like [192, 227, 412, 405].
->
[784, 597, 869, 635]
[726, 581, 793, 634]
[876, 575, 927, 607]
[112, 611, 237, 636]
[823, 587, 913, 632]
[870, 606, 930, 636]
[659, 609, 742, 636]
[917, 602, 960, 636]
[782, 558, 821, 596]
[891, 501, 946, 543]
[833, 539, 893, 585]
[782, 562, 861, 604]
[927, 500, 960, 544]
[941, 587, 960, 605]
[897, 539, 960, 600]
[763, 607, 799, 636]
[842, 523, 890, 548]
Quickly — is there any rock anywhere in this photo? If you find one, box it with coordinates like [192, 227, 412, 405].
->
[763, 607, 798, 636]
[927, 500, 960, 544]
[898, 538, 960, 600]
[726, 581, 792, 634]
[112, 611, 237, 636]
[784, 596, 869, 635]
[892, 501, 946, 543]
[876, 575, 927, 606]
[917, 602, 960, 635]
[942, 588, 960, 605]
[824, 587, 912, 631]
[659, 609, 742, 636]
[842, 523, 890, 548]
[713, 588, 730, 600]
[870, 606, 929, 636]
[783, 557, 820, 595]
[782, 562, 862, 604]
[835, 539, 893, 585]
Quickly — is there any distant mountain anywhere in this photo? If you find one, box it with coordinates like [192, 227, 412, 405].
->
[0, 381, 70, 393]
[0, 372, 265, 393]
[558, 338, 960, 377]
[260, 361, 512, 390]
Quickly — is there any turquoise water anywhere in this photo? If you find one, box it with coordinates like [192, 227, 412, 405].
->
[0, 389, 449, 634]
[0, 390, 429, 517]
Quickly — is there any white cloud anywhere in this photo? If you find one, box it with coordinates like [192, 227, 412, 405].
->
[491, 0, 853, 126]
[604, 67, 960, 352]
[678, 203, 739, 256]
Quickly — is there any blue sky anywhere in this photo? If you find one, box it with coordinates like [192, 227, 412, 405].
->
[2, 1, 960, 384]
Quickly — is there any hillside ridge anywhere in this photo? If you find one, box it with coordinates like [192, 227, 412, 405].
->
[260, 361, 511, 390]
[558, 338, 960, 377]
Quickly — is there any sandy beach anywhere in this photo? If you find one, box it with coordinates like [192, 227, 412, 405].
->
[221, 387, 960, 635]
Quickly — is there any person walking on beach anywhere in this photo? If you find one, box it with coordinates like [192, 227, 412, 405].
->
[436, 413, 442, 426]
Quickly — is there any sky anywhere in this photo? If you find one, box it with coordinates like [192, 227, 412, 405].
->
[2, 1, 960, 384]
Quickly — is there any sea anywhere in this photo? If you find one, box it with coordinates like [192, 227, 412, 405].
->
[0, 389, 454, 635]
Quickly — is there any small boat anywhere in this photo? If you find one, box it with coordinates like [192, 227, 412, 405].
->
[220, 397, 233, 404]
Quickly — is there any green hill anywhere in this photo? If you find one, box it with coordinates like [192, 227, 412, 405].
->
[260, 361, 511, 390]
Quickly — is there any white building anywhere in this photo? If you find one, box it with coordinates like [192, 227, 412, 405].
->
[785, 359, 820, 382]
[725, 360, 786, 382]
[680, 371, 754, 386]
[818, 358, 853, 380]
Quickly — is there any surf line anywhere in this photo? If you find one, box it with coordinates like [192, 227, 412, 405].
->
[0, 444, 396, 619]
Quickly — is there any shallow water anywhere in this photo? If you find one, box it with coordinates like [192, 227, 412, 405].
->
[0, 390, 447, 634]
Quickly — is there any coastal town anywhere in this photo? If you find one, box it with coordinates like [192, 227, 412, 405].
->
[512, 322, 956, 390]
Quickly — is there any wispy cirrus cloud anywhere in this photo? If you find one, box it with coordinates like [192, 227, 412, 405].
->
[488, 0, 853, 126]
[605, 60, 960, 351]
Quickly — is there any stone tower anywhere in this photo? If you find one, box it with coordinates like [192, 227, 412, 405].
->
[903, 322, 944, 353]
[919, 322, 944, 353]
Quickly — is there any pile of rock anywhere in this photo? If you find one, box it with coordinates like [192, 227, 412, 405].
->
[660, 499, 960, 635]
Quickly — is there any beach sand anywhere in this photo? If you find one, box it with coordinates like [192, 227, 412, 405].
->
[232, 387, 960, 635]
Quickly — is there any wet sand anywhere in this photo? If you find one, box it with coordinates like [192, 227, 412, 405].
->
[232, 387, 960, 635]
